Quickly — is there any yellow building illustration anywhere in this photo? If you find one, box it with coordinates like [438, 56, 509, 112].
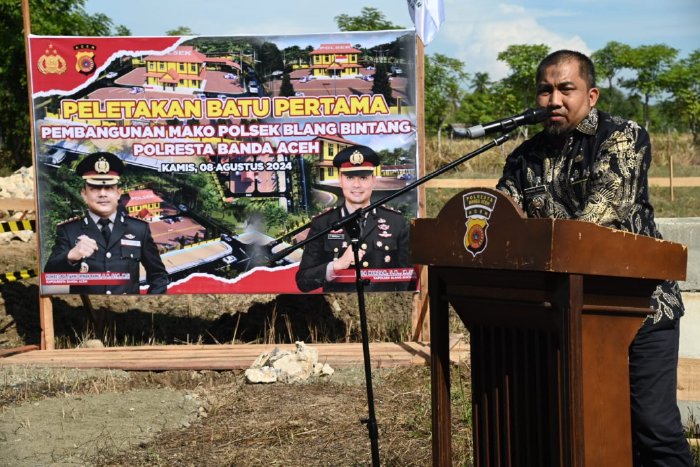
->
[143, 46, 207, 91]
[309, 44, 362, 79]
[312, 135, 380, 182]
[125, 189, 164, 220]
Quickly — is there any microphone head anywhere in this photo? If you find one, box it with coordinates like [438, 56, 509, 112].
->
[524, 107, 551, 124]
[465, 126, 485, 139]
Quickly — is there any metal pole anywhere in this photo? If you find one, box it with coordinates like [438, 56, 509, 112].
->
[346, 217, 381, 466]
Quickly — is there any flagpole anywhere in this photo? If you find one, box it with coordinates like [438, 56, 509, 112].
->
[409, 0, 445, 341]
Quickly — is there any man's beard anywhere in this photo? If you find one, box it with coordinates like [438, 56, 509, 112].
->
[544, 122, 569, 136]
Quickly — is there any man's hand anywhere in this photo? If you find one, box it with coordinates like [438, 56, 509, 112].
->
[333, 245, 365, 271]
[67, 235, 99, 263]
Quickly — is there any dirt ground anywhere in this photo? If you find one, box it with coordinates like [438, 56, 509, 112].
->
[0, 238, 473, 466]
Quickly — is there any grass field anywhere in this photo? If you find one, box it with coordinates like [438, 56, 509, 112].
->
[424, 133, 700, 218]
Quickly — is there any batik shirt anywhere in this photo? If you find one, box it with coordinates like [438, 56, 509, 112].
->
[497, 108, 684, 323]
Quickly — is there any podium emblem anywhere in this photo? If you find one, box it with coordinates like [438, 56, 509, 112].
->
[462, 191, 497, 257]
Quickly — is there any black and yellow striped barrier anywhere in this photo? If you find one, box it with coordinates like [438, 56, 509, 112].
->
[0, 220, 37, 284]
[0, 269, 37, 284]
[0, 219, 36, 233]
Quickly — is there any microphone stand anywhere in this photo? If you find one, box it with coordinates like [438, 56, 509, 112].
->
[269, 132, 512, 466]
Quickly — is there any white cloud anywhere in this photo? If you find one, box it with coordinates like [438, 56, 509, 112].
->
[498, 4, 527, 15]
[433, 1, 590, 80]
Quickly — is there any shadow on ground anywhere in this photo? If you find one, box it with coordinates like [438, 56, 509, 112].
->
[1, 281, 349, 347]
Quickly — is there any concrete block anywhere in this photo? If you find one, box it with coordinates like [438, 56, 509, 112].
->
[678, 293, 699, 414]
[680, 292, 700, 359]
[657, 217, 700, 291]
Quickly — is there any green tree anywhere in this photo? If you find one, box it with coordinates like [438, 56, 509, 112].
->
[165, 26, 196, 36]
[424, 53, 468, 151]
[619, 44, 679, 130]
[458, 85, 513, 132]
[0, 0, 129, 171]
[279, 73, 295, 97]
[335, 7, 403, 31]
[264, 203, 288, 232]
[591, 41, 632, 113]
[659, 49, 700, 141]
[456, 72, 508, 130]
[258, 41, 284, 78]
[596, 86, 644, 123]
[282, 45, 308, 70]
[470, 72, 492, 94]
[497, 44, 550, 114]
[371, 63, 393, 104]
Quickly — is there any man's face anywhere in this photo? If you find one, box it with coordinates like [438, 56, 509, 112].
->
[339, 172, 375, 209]
[536, 59, 599, 135]
[81, 184, 122, 218]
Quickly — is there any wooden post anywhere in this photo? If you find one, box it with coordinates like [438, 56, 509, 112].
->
[39, 297, 55, 350]
[670, 152, 674, 202]
[22, 0, 55, 350]
[411, 36, 430, 342]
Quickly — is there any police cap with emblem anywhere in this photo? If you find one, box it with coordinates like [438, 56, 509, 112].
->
[75, 152, 124, 186]
[333, 145, 380, 175]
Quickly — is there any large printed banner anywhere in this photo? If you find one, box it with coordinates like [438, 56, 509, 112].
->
[28, 31, 419, 295]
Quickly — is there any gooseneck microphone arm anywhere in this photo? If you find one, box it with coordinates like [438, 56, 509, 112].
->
[269, 132, 513, 264]
[465, 107, 551, 138]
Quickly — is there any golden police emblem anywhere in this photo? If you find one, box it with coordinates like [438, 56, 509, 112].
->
[37, 44, 67, 75]
[349, 150, 364, 166]
[94, 157, 110, 174]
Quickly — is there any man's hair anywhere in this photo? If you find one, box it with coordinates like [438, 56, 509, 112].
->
[536, 50, 597, 89]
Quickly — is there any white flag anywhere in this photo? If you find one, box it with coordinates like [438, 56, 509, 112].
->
[407, 0, 445, 45]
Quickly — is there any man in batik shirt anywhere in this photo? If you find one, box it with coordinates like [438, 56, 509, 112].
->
[497, 50, 692, 466]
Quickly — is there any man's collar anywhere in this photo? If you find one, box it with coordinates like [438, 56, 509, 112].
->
[341, 203, 374, 217]
[87, 211, 116, 224]
[576, 108, 598, 135]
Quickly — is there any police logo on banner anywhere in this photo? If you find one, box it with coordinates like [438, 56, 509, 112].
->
[74, 44, 97, 75]
[37, 44, 67, 75]
[463, 191, 497, 257]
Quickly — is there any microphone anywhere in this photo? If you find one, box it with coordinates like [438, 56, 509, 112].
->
[464, 107, 551, 138]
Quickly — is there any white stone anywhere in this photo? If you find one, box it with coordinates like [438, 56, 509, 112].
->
[320, 363, 335, 376]
[250, 351, 272, 369]
[79, 339, 104, 348]
[293, 341, 318, 363]
[244, 367, 278, 384]
[272, 354, 311, 384]
[247, 343, 329, 384]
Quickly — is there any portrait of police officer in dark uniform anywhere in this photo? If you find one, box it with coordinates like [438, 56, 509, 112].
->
[44, 152, 168, 294]
[295, 145, 411, 292]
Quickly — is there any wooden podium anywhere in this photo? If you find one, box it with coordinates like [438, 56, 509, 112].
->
[410, 188, 687, 467]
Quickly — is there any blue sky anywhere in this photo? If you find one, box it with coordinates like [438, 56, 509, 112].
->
[84, 0, 698, 80]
